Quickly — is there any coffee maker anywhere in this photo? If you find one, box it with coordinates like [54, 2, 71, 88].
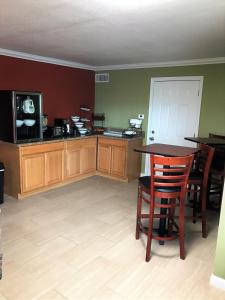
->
[54, 118, 70, 137]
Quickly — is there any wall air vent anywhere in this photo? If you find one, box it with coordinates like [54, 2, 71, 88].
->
[95, 73, 109, 83]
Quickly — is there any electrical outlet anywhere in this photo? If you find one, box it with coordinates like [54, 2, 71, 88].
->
[138, 114, 144, 120]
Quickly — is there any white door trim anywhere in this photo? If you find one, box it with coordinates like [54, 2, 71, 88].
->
[145, 76, 204, 175]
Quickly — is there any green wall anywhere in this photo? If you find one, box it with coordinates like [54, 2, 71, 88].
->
[214, 180, 225, 280]
[95, 64, 225, 137]
[95, 63, 225, 283]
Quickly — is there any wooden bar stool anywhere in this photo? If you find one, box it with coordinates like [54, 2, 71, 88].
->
[136, 154, 194, 262]
[187, 144, 215, 237]
[207, 133, 224, 210]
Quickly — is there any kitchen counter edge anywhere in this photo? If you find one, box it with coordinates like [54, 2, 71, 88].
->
[0, 134, 143, 147]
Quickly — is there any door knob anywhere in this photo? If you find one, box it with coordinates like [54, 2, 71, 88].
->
[149, 137, 154, 141]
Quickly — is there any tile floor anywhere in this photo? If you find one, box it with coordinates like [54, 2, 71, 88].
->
[0, 176, 224, 300]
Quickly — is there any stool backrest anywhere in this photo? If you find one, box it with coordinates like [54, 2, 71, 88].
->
[197, 144, 215, 188]
[150, 154, 194, 198]
[208, 134, 225, 170]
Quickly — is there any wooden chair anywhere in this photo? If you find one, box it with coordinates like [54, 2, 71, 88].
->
[187, 144, 215, 237]
[136, 154, 194, 262]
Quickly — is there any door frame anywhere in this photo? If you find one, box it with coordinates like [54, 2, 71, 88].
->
[145, 76, 204, 175]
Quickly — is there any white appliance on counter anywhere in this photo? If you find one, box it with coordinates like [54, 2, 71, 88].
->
[22, 96, 35, 114]
[103, 128, 123, 137]
[103, 118, 143, 138]
[123, 118, 143, 136]
[129, 118, 142, 128]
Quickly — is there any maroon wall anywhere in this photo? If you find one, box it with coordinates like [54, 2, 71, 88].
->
[0, 55, 95, 125]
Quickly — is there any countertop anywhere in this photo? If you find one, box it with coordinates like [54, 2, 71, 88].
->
[2, 133, 143, 147]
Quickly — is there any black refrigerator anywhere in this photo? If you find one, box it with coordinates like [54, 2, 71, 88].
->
[0, 90, 43, 143]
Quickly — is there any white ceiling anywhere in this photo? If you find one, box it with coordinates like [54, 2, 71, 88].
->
[1, 0, 225, 69]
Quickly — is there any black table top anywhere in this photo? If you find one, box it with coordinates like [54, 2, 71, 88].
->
[185, 137, 225, 146]
[134, 143, 199, 157]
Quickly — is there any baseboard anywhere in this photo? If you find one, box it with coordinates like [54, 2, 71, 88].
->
[210, 274, 225, 291]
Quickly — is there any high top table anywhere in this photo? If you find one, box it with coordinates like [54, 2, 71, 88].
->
[134, 143, 199, 243]
[184, 136, 225, 172]
[184, 137, 225, 146]
[135, 143, 199, 157]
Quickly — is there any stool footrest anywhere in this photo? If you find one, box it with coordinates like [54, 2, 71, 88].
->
[138, 220, 179, 241]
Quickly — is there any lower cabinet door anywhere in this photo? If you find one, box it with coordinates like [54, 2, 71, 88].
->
[45, 150, 64, 185]
[97, 143, 111, 174]
[21, 154, 45, 193]
[81, 145, 97, 174]
[65, 148, 81, 179]
[110, 145, 127, 178]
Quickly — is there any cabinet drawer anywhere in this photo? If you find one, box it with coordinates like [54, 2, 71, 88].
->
[21, 142, 65, 155]
[66, 137, 97, 150]
[98, 137, 127, 147]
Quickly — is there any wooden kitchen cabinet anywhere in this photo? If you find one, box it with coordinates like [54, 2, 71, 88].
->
[81, 138, 97, 174]
[111, 144, 126, 177]
[97, 143, 111, 174]
[20, 142, 65, 194]
[65, 146, 81, 178]
[45, 150, 64, 186]
[0, 135, 141, 199]
[21, 153, 45, 193]
[97, 137, 142, 181]
[65, 137, 97, 180]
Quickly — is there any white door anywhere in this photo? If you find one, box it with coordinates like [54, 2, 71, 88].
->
[145, 76, 203, 174]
